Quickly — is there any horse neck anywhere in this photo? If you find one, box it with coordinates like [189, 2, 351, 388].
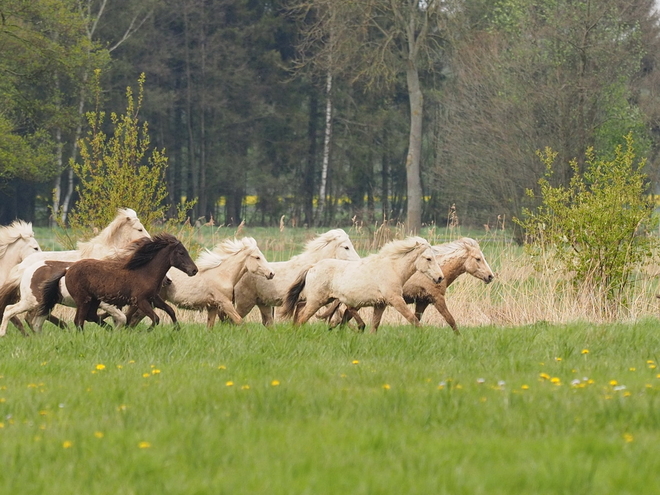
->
[222, 251, 251, 286]
[287, 246, 332, 270]
[440, 256, 467, 287]
[0, 242, 25, 286]
[391, 249, 422, 285]
[134, 245, 176, 283]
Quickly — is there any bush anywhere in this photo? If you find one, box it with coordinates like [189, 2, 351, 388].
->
[516, 134, 658, 305]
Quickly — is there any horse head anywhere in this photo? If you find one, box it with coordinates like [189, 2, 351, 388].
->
[169, 238, 198, 277]
[243, 239, 275, 280]
[325, 229, 360, 261]
[118, 208, 151, 244]
[414, 243, 444, 285]
[0, 220, 41, 262]
[461, 238, 494, 284]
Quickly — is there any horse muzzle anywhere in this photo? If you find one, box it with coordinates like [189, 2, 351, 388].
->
[266, 271, 275, 280]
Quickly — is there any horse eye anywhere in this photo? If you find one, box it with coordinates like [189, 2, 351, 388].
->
[344, 246, 349, 250]
[255, 256, 261, 260]
[476, 258, 482, 262]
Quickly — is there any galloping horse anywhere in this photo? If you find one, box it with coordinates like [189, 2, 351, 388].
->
[128, 237, 275, 327]
[0, 220, 41, 286]
[218, 229, 360, 326]
[282, 237, 444, 333]
[320, 237, 494, 334]
[0, 208, 150, 334]
[38, 234, 198, 330]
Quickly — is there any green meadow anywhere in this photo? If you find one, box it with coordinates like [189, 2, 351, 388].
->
[1, 320, 659, 494]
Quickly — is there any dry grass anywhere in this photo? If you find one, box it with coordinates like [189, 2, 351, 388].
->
[42, 225, 660, 331]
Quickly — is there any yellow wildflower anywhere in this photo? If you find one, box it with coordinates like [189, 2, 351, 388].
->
[62, 441, 73, 449]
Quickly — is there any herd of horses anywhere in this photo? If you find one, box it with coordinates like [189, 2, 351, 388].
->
[0, 208, 495, 336]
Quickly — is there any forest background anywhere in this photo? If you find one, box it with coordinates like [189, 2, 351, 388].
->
[2, 0, 660, 234]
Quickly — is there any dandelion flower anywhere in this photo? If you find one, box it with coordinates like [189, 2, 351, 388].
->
[226, 381, 234, 387]
[623, 433, 634, 443]
[551, 377, 561, 385]
[581, 349, 589, 355]
[629, 368, 636, 372]
[241, 385, 250, 390]
[271, 380, 280, 386]
[540, 373, 550, 380]
[151, 369, 161, 375]
[62, 441, 73, 449]
[609, 380, 618, 386]
[218, 365, 227, 370]
[382, 384, 391, 390]
[521, 384, 529, 390]
[352, 360, 359, 365]
[142, 373, 150, 378]
[94, 431, 104, 438]
[138, 441, 151, 449]
[95, 364, 105, 371]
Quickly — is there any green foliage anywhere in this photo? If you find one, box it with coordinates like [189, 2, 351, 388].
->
[516, 134, 657, 302]
[66, 71, 189, 235]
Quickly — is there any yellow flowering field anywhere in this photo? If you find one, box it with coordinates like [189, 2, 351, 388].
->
[0, 320, 658, 494]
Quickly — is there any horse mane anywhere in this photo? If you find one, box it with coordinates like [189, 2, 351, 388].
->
[432, 237, 480, 262]
[375, 236, 429, 260]
[124, 233, 178, 270]
[291, 229, 349, 260]
[0, 220, 34, 259]
[195, 237, 258, 272]
[77, 208, 140, 256]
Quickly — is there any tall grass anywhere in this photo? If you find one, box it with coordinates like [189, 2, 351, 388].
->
[37, 223, 660, 329]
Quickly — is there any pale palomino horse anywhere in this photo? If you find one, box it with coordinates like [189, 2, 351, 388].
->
[282, 237, 444, 333]
[0, 208, 150, 334]
[321, 237, 494, 335]
[216, 229, 360, 326]
[0, 220, 41, 287]
[127, 237, 275, 328]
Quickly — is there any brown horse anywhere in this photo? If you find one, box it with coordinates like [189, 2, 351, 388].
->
[38, 233, 198, 330]
[320, 237, 494, 335]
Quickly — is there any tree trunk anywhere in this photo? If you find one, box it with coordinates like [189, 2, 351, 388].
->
[316, 69, 333, 226]
[405, 60, 423, 234]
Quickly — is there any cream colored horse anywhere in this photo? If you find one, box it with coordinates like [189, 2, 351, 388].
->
[282, 237, 444, 333]
[323, 237, 494, 334]
[218, 229, 360, 326]
[0, 220, 41, 287]
[130, 237, 275, 328]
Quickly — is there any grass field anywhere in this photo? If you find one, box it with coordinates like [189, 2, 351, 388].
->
[7, 224, 660, 493]
[1, 320, 660, 494]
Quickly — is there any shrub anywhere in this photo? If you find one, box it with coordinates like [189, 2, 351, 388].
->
[516, 133, 657, 305]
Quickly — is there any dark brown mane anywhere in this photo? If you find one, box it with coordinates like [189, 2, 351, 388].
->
[125, 233, 179, 271]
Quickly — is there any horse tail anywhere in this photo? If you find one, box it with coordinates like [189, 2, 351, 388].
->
[282, 269, 309, 318]
[37, 270, 67, 317]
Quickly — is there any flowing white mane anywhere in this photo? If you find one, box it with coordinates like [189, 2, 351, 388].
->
[77, 208, 140, 256]
[0, 220, 35, 259]
[432, 237, 479, 261]
[375, 236, 429, 260]
[196, 237, 258, 272]
[291, 229, 349, 260]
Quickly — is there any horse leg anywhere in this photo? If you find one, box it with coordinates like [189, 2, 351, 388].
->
[414, 300, 431, 323]
[136, 298, 160, 328]
[0, 297, 38, 336]
[370, 304, 387, 334]
[343, 307, 366, 331]
[99, 303, 126, 328]
[388, 296, 421, 327]
[432, 295, 460, 335]
[295, 299, 327, 325]
[258, 304, 274, 326]
[317, 300, 342, 322]
[10, 316, 30, 337]
[85, 303, 112, 330]
[216, 299, 244, 325]
[152, 295, 176, 327]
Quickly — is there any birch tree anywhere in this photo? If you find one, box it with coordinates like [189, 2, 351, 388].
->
[292, 0, 445, 233]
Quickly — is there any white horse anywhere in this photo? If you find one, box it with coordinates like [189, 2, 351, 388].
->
[282, 236, 444, 333]
[217, 228, 360, 326]
[128, 237, 275, 328]
[0, 208, 150, 335]
[0, 220, 41, 287]
[321, 237, 494, 334]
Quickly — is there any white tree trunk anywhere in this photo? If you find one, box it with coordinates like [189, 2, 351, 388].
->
[316, 69, 333, 225]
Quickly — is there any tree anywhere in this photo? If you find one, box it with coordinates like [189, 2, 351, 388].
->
[291, 0, 445, 233]
[66, 72, 174, 233]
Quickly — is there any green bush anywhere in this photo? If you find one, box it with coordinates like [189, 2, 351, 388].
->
[516, 134, 657, 304]
[63, 71, 193, 242]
